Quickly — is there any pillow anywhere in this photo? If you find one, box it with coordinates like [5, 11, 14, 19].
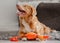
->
[36, 3, 60, 31]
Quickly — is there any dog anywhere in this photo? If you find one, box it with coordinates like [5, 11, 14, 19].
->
[16, 4, 52, 40]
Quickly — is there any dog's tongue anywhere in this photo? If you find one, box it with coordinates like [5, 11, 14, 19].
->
[17, 11, 25, 16]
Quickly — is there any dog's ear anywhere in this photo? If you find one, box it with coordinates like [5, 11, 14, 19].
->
[24, 4, 37, 16]
[31, 6, 37, 16]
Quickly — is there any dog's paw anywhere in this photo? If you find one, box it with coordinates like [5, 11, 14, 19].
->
[21, 37, 27, 41]
[36, 38, 40, 41]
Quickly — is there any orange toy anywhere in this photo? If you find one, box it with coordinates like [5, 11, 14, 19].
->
[25, 32, 37, 40]
[10, 36, 19, 42]
[43, 35, 49, 40]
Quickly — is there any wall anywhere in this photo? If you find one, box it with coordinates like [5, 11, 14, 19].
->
[0, 0, 19, 31]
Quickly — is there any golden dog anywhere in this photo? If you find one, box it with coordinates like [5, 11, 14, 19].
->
[16, 4, 52, 40]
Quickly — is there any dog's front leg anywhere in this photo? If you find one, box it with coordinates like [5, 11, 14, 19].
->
[36, 28, 45, 41]
[18, 27, 25, 38]
[18, 20, 25, 39]
[18, 28, 27, 40]
[36, 23, 45, 40]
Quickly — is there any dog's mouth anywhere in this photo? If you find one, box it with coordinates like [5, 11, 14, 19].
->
[17, 7, 26, 15]
[16, 4, 26, 16]
[18, 8, 26, 13]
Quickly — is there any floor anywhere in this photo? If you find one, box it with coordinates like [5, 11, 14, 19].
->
[0, 40, 60, 43]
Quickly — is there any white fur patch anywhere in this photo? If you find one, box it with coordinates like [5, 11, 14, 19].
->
[22, 19, 32, 32]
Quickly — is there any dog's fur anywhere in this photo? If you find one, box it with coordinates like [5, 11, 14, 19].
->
[16, 4, 51, 39]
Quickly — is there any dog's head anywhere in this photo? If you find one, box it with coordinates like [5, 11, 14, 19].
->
[16, 4, 37, 18]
